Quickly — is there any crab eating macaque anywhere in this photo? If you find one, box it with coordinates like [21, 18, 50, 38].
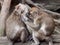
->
[21, 7, 55, 45]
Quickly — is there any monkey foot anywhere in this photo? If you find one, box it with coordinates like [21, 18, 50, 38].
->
[31, 43, 40, 45]
[49, 41, 53, 45]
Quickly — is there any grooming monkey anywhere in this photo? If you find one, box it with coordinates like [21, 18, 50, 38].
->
[21, 7, 55, 45]
[6, 3, 30, 43]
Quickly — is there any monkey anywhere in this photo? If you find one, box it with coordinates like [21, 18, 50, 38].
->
[21, 7, 55, 45]
[6, 3, 30, 43]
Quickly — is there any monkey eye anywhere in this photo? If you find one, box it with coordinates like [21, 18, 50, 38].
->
[14, 11, 19, 16]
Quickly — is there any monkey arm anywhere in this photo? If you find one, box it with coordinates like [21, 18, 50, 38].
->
[25, 21, 40, 30]
[21, 16, 39, 29]
[25, 16, 42, 30]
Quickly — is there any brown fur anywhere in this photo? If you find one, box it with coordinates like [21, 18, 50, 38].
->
[22, 7, 55, 45]
[6, 4, 28, 42]
[30, 7, 55, 35]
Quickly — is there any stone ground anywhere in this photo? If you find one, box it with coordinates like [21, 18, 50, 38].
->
[15, 42, 60, 45]
[0, 36, 60, 45]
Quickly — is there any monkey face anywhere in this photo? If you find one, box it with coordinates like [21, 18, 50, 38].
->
[26, 7, 40, 21]
[15, 3, 32, 22]
[15, 4, 22, 16]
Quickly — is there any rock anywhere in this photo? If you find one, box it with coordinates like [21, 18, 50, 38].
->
[0, 36, 13, 45]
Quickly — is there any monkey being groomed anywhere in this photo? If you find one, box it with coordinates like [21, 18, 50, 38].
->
[6, 3, 30, 44]
[21, 7, 55, 45]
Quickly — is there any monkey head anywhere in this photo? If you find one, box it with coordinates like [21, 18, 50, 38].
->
[27, 7, 40, 21]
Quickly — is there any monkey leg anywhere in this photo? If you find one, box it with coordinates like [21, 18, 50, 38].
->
[20, 30, 27, 42]
[49, 40, 53, 45]
[49, 38, 53, 45]
[32, 32, 40, 45]
[45, 36, 53, 45]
